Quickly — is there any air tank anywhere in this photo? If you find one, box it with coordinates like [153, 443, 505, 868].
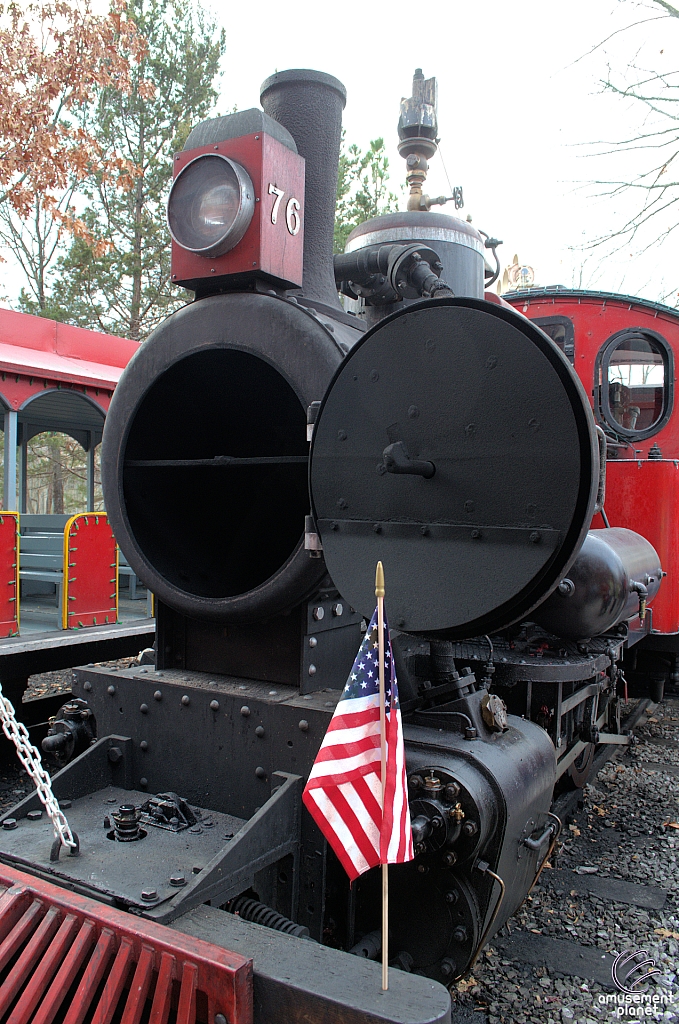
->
[531, 527, 662, 638]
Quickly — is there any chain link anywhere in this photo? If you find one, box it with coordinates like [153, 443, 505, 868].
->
[0, 682, 76, 849]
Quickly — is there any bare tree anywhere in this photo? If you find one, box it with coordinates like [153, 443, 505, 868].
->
[583, 0, 679, 259]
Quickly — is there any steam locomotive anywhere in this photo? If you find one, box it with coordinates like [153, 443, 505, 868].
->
[0, 68, 672, 1023]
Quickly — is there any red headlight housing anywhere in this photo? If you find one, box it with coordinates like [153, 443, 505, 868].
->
[169, 131, 305, 291]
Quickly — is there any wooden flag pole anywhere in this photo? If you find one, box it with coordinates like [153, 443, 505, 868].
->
[375, 560, 388, 992]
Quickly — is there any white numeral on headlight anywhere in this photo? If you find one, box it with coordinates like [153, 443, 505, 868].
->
[286, 197, 301, 236]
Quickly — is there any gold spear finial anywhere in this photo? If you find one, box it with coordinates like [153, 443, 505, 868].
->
[375, 561, 385, 599]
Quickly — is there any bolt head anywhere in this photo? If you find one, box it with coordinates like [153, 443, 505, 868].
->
[2, 818, 17, 830]
[27, 810, 42, 821]
[313, 606, 325, 620]
[170, 874, 186, 887]
[440, 957, 456, 977]
[453, 926, 468, 943]
[141, 889, 158, 902]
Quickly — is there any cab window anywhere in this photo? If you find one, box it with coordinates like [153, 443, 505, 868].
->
[596, 329, 673, 439]
[533, 316, 575, 363]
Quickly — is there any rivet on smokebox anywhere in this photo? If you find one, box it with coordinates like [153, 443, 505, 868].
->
[181, 695, 190, 706]
[140, 741, 148, 751]
[83, 681, 92, 692]
[107, 685, 115, 695]
[154, 690, 162, 701]
[210, 700, 220, 711]
[255, 766, 266, 779]
[241, 706, 250, 717]
[140, 703, 149, 714]
[255, 726, 265, 737]
[140, 777, 148, 788]
[298, 720, 309, 732]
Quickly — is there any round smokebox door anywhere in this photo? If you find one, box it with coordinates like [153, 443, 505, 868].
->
[309, 297, 598, 638]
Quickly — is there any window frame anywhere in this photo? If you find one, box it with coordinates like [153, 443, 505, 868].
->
[595, 327, 674, 441]
[533, 315, 575, 363]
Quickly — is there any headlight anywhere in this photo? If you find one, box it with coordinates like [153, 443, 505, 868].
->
[167, 153, 255, 258]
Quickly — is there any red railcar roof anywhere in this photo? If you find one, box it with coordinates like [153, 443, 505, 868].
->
[0, 307, 139, 389]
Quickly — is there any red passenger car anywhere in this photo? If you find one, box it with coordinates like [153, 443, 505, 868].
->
[505, 287, 679, 698]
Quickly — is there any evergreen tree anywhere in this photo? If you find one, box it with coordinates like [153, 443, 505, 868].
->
[334, 134, 400, 254]
[32, 0, 225, 340]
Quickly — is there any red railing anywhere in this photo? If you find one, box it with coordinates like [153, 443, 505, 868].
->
[0, 514, 19, 637]
[62, 513, 118, 630]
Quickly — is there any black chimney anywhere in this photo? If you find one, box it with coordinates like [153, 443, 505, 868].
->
[260, 69, 346, 309]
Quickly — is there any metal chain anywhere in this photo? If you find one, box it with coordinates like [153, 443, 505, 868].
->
[0, 682, 76, 849]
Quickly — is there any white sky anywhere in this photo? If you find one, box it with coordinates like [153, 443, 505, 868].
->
[213, 0, 678, 301]
[3, 0, 678, 307]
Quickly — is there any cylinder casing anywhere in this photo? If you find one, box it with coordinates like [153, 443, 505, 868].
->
[532, 527, 662, 638]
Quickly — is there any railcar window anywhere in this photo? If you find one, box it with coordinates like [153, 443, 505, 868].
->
[533, 316, 575, 363]
[596, 329, 673, 440]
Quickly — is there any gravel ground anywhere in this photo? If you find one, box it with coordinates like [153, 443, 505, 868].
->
[451, 696, 679, 1023]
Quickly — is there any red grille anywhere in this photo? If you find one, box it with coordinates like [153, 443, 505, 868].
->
[0, 865, 252, 1024]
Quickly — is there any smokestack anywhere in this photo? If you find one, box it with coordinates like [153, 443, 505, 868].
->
[260, 69, 346, 309]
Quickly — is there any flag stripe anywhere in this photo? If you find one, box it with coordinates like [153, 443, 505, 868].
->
[302, 606, 413, 882]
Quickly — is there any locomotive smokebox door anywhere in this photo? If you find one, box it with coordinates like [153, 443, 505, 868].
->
[310, 296, 600, 638]
[168, 111, 305, 290]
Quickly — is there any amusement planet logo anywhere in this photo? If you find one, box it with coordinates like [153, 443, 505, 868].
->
[595, 948, 675, 1018]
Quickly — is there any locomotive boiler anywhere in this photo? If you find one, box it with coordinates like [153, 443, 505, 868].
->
[0, 68, 665, 1023]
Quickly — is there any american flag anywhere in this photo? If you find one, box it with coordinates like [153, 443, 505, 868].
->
[302, 608, 413, 882]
